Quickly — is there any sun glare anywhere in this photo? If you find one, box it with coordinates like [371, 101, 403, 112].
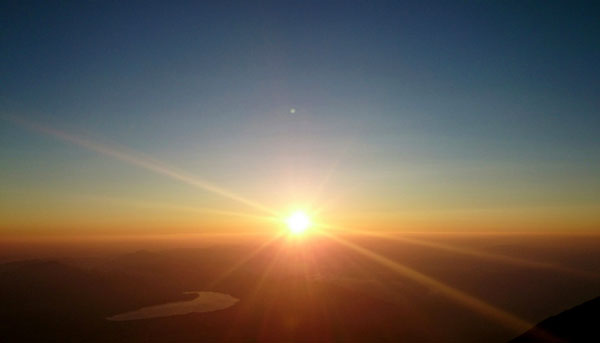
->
[286, 210, 311, 235]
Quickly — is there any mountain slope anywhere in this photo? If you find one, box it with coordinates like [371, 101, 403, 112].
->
[510, 296, 600, 343]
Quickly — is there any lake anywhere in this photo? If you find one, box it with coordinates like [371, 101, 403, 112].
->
[107, 291, 239, 321]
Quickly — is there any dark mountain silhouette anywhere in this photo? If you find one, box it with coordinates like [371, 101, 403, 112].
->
[510, 297, 600, 343]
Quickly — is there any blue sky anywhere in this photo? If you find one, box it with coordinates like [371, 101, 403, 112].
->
[1, 1, 599, 233]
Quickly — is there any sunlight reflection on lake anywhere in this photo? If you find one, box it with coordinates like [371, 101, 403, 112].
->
[107, 291, 239, 321]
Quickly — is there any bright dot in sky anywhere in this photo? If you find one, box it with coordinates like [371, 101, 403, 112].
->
[290, 108, 296, 114]
[286, 210, 311, 235]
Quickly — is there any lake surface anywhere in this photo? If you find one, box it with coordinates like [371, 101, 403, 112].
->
[107, 291, 239, 321]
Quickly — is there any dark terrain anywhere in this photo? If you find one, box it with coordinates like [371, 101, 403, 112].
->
[1, 235, 599, 342]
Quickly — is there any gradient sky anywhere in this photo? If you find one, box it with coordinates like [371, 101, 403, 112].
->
[1, 1, 599, 235]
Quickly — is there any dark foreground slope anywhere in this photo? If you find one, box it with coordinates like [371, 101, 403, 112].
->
[510, 297, 600, 343]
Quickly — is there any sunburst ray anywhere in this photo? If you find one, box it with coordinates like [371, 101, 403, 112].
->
[316, 228, 537, 334]
[4, 114, 280, 217]
[352, 230, 600, 280]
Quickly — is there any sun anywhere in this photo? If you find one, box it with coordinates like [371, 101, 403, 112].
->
[285, 210, 311, 235]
